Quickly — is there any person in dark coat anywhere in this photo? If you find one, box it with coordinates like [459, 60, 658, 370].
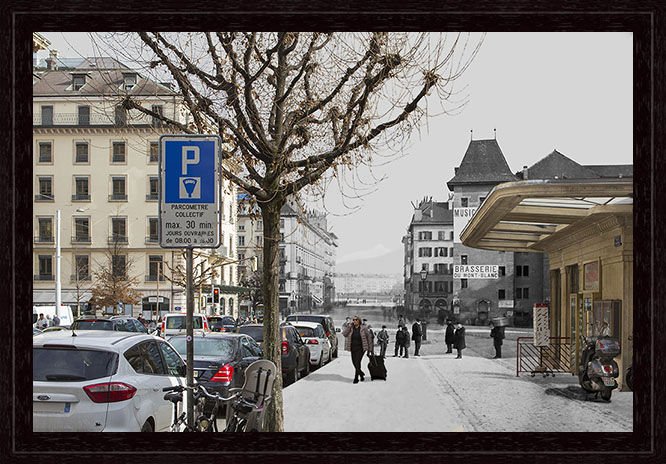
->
[342, 315, 373, 383]
[445, 320, 455, 354]
[454, 323, 466, 359]
[395, 326, 405, 357]
[490, 322, 505, 358]
[411, 319, 423, 356]
[401, 326, 411, 358]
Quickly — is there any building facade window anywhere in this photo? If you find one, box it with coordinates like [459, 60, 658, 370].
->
[110, 177, 127, 201]
[238, 235, 245, 246]
[461, 254, 468, 265]
[111, 217, 128, 243]
[148, 255, 164, 280]
[151, 105, 164, 127]
[149, 142, 159, 163]
[74, 255, 90, 280]
[115, 105, 127, 126]
[41, 105, 53, 125]
[418, 247, 432, 257]
[515, 288, 530, 299]
[37, 176, 53, 201]
[498, 289, 506, 300]
[38, 255, 53, 280]
[434, 263, 448, 274]
[147, 177, 159, 201]
[461, 278, 468, 289]
[435, 281, 446, 293]
[421, 263, 429, 271]
[38, 142, 52, 163]
[147, 218, 159, 242]
[499, 266, 506, 276]
[461, 198, 468, 207]
[37, 217, 53, 242]
[73, 217, 90, 243]
[78, 105, 90, 125]
[418, 231, 433, 241]
[73, 75, 86, 91]
[112, 142, 126, 163]
[434, 247, 448, 257]
[73, 176, 90, 201]
[112, 255, 127, 278]
[75, 142, 89, 163]
[516, 265, 529, 277]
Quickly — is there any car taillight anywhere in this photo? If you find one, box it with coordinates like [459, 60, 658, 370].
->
[83, 382, 137, 403]
[326, 332, 330, 338]
[161, 321, 165, 337]
[281, 340, 289, 355]
[211, 364, 234, 382]
[204, 320, 209, 331]
[598, 342, 605, 348]
[307, 339, 319, 344]
[602, 365, 613, 374]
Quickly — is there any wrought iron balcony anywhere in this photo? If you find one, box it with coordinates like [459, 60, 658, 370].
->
[71, 235, 91, 244]
[108, 194, 127, 201]
[145, 275, 166, 282]
[33, 112, 155, 127]
[146, 194, 158, 201]
[145, 235, 160, 244]
[72, 194, 91, 201]
[108, 235, 128, 244]
[70, 274, 91, 281]
[34, 235, 54, 244]
[34, 274, 54, 281]
[34, 194, 54, 202]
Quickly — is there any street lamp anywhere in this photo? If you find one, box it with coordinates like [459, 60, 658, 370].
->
[420, 268, 428, 321]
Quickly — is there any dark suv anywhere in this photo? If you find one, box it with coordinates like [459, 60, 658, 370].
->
[285, 314, 339, 358]
[237, 323, 310, 385]
[71, 317, 148, 333]
[208, 316, 238, 333]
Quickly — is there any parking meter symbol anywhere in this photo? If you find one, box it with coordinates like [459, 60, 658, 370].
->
[180, 177, 200, 199]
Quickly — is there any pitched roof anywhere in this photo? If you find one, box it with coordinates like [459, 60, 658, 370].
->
[584, 164, 633, 178]
[519, 150, 601, 180]
[447, 139, 518, 188]
[410, 201, 453, 226]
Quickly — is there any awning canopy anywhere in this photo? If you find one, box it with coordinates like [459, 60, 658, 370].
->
[460, 179, 633, 252]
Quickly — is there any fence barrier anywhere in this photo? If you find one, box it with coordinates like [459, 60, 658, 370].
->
[516, 336, 575, 377]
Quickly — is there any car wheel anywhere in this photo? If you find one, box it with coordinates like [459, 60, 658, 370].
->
[141, 420, 154, 432]
[333, 346, 338, 358]
[328, 349, 333, 364]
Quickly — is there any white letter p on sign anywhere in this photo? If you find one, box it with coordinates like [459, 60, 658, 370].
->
[182, 146, 200, 175]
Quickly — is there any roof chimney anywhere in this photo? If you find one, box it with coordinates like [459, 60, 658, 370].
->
[522, 165, 528, 180]
[454, 167, 459, 175]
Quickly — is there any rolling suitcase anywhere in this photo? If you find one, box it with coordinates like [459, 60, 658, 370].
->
[367, 353, 387, 381]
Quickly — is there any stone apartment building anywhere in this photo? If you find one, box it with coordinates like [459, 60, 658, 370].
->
[236, 196, 337, 318]
[403, 199, 455, 321]
[32, 53, 239, 318]
[333, 273, 402, 304]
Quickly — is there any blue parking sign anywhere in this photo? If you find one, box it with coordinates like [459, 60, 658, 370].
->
[159, 135, 221, 248]
[163, 139, 216, 203]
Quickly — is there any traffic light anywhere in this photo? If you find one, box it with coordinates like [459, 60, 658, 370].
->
[213, 287, 220, 303]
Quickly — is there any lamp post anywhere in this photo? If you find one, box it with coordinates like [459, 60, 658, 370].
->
[420, 268, 428, 340]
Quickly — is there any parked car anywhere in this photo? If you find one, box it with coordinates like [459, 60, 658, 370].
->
[33, 327, 43, 336]
[237, 323, 310, 385]
[285, 314, 340, 358]
[33, 330, 186, 432]
[291, 321, 332, 369]
[167, 333, 263, 412]
[208, 315, 238, 333]
[71, 317, 148, 333]
[160, 313, 210, 338]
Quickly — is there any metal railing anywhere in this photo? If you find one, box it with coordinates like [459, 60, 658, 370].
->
[146, 194, 158, 201]
[34, 274, 54, 281]
[71, 235, 91, 244]
[108, 235, 128, 244]
[70, 274, 91, 281]
[109, 194, 128, 201]
[72, 194, 91, 201]
[34, 235, 54, 243]
[516, 336, 574, 377]
[145, 235, 159, 244]
[33, 112, 155, 126]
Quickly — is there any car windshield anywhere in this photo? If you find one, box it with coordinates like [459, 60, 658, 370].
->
[169, 337, 236, 358]
[166, 316, 203, 330]
[221, 317, 235, 325]
[237, 326, 263, 342]
[71, 320, 114, 331]
[34, 348, 117, 381]
[295, 327, 315, 337]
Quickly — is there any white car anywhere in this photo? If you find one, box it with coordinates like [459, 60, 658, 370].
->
[291, 321, 332, 369]
[160, 313, 210, 338]
[33, 330, 186, 432]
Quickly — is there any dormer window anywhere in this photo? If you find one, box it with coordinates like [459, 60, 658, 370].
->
[72, 74, 86, 91]
[123, 73, 137, 90]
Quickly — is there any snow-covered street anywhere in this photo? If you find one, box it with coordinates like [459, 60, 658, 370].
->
[282, 314, 633, 432]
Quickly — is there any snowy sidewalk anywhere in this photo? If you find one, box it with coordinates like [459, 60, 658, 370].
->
[282, 347, 633, 432]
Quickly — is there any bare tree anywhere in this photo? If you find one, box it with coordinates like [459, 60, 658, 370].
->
[100, 32, 483, 431]
[90, 236, 142, 315]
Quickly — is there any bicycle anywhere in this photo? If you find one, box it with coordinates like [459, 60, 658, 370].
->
[162, 384, 208, 432]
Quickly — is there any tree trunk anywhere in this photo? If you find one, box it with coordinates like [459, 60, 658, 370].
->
[260, 198, 285, 432]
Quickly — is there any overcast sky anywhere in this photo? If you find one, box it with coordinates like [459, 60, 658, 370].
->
[37, 32, 633, 276]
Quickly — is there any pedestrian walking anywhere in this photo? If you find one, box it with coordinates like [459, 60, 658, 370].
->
[454, 323, 466, 359]
[401, 326, 411, 358]
[53, 314, 60, 327]
[342, 315, 373, 384]
[377, 325, 390, 358]
[412, 319, 423, 356]
[393, 327, 402, 357]
[445, 320, 455, 353]
[489, 322, 504, 358]
[363, 319, 375, 353]
[397, 314, 406, 329]
[36, 313, 47, 330]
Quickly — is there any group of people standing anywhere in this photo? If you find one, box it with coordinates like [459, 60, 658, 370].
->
[391, 315, 423, 358]
[35, 313, 59, 330]
[444, 320, 466, 358]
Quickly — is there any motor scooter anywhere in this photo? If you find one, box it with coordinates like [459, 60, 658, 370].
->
[578, 335, 621, 401]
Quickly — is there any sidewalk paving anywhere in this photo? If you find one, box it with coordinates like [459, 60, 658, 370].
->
[282, 346, 633, 432]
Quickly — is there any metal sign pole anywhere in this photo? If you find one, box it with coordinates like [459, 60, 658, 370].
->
[186, 248, 194, 429]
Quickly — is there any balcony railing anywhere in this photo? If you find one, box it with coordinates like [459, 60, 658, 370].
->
[35, 194, 54, 202]
[71, 235, 91, 244]
[146, 194, 158, 201]
[72, 194, 91, 201]
[70, 274, 91, 281]
[145, 275, 166, 282]
[145, 235, 160, 244]
[33, 112, 156, 127]
[109, 194, 127, 201]
[34, 235, 54, 244]
[108, 235, 128, 244]
[34, 274, 54, 281]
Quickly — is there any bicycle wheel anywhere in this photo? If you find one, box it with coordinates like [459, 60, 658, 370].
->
[225, 415, 240, 432]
